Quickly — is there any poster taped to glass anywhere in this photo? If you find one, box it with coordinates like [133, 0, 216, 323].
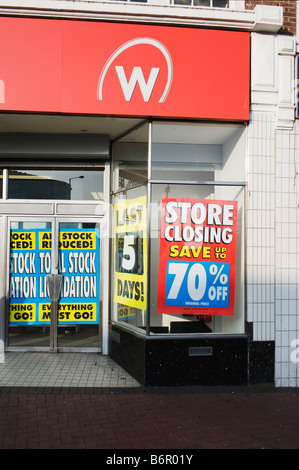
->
[157, 198, 238, 316]
[9, 228, 100, 325]
[114, 196, 147, 311]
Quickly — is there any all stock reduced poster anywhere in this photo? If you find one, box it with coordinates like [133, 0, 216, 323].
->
[9, 227, 100, 326]
[157, 198, 238, 316]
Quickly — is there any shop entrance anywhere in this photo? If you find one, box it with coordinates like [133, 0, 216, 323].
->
[7, 215, 103, 352]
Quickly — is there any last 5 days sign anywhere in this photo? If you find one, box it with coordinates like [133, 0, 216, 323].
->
[157, 198, 238, 316]
[114, 196, 147, 314]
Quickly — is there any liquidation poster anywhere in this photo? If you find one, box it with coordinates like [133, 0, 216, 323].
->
[9, 228, 100, 325]
[157, 198, 238, 316]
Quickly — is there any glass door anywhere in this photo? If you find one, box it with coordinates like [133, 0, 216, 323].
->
[7, 218, 101, 351]
[8, 219, 54, 348]
[56, 220, 101, 350]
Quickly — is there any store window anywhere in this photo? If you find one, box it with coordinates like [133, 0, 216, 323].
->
[7, 169, 104, 201]
[111, 121, 245, 336]
[111, 123, 149, 332]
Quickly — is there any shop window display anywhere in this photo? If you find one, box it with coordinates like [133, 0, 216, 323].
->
[111, 121, 245, 336]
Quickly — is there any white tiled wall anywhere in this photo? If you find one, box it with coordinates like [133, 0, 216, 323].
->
[247, 112, 276, 343]
[249, 29, 299, 386]
[275, 125, 299, 386]
[247, 112, 299, 386]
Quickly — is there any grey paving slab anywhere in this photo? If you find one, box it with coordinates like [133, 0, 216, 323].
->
[0, 352, 141, 391]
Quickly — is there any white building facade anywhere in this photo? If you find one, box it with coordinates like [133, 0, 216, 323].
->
[0, 0, 298, 387]
[249, 27, 299, 387]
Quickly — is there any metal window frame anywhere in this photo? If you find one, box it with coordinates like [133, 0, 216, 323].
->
[110, 119, 247, 338]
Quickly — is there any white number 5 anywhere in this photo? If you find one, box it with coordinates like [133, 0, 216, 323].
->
[121, 234, 135, 271]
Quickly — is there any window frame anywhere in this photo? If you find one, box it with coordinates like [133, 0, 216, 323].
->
[111, 120, 247, 338]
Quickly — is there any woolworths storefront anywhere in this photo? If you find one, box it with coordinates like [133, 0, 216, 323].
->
[0, 12, 256, 386]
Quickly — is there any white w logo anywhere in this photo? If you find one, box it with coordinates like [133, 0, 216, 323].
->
[115, 66, 160, 102]
[97, 38, 173, 104]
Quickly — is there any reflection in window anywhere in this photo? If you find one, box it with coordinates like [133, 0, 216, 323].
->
[115, 161, 148, 190]
[8, 169, 104, 201]
[112, 122, 149, 192]
[151, 123, 222, 181]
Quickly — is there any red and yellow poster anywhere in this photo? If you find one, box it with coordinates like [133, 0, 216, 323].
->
[157, 198, 238, 316]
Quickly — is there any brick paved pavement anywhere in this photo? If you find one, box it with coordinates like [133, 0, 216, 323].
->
[0, 353, 299, 451]
[0, 386, 299, 450]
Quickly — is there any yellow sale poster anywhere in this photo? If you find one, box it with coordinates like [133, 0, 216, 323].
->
[114, 196, 147, 311]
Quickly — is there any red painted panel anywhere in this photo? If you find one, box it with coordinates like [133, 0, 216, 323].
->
[0, 17, 62, 112]
[0, 17, 250, 121]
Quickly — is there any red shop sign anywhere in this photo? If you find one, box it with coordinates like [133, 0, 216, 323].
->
[0, 17, 250, 121]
